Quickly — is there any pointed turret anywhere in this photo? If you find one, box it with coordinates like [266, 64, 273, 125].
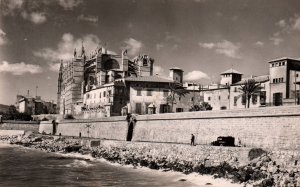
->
[74, 48, 77, 58]
[81, 41, 85, 57]
[57, 60, 64, 114]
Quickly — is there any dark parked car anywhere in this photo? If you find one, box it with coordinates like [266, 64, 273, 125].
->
[211, 136, 235, 146]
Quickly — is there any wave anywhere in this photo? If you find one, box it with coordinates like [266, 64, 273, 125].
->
[65, 160, 94, 168]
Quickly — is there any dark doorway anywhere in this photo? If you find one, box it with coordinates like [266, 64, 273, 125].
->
[127, 122, 134, 141]
[52, 120, 57, 135]
[160, 104, 170, 113]
[273, 92, 283, 106]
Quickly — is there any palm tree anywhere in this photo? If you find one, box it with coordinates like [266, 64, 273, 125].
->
[167, 82, 189, 112]
[238, 79, 263, 108]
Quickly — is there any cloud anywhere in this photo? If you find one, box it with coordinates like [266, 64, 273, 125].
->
[0, 61, 43, 75]
[270, 37, 283, 45]
[22, 12, 47, 24]
[254, 41, 264, 47]
[194, 0, 206, 2]
[199, 40, 241, 58]
[165, 32, 181, 43]
[0, 29, 8, 45]
[1, 0, 24, 16]
[153, 65, 167, 76]
[58, 0, 83, 10]
[276, 19, 286, 28]
[156, 43, 164, 51]
[293, 16, 300, 31]
[270, 33, 284, 45]
[49, 62, 61, 72]
[78, 14, 99, 23]
[34, 33, 104, 71]
[184, 70, 210, 81]
[199, 42, 215, 49]
[124, 38, 143, 56]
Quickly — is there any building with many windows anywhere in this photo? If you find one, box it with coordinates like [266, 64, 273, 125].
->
[57, 43, 300, 118]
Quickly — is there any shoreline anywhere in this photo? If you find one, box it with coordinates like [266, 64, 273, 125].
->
[1, 133, 299, 186]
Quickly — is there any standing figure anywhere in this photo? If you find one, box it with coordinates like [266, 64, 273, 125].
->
[191, 134, 195, 146]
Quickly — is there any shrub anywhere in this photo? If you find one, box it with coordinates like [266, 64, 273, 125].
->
[248, 148, 267, 160]
[64, 114, 75, 119]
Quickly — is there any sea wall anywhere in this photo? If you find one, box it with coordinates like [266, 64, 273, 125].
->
[0, 130, 24, 136]
[0, 120, 39, 132]
[39, 116, 128, 141]
[41, 105, 300, 149]
[133, 106, 300, 149]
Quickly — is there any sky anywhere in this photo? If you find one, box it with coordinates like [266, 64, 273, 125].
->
[0, 0, 300, 105]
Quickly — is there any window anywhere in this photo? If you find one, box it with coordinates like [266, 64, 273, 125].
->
[297, 74, 299, 77]
[208, 96, 211, 101]
[259, 91, 267, 105]
[136, 103, 142, 114]
[99, 93, 101, 98]
[176, 108, 183, 112]
[219, 96, 221, 100]
[147, 89, 152, 96]
[137, 89, 142, 96]
[143, 59, 148, 66]
[191, 97, 194, 102]
[234, 96, 238, 106]
[87, 94, 90, 99]
[108, 90, 111, 96]
[282, 62, 285, 66]
[103, 91, 106, 97]
[234, 87, 237, 92]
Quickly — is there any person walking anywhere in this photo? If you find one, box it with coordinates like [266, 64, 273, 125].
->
[191, 134, 195, 146]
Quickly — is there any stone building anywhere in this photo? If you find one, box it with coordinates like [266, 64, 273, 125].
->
[17, 95, 56, 115]
[57, 43, 300, 118]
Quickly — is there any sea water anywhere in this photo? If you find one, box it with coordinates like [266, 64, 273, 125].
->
[0, 144, 200, 187]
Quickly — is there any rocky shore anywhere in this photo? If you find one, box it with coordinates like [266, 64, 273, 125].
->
[0, 133, 299, 187]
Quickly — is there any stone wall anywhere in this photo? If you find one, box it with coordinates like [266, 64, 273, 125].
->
[53, 116, 128, 140]
[44, 105, 300, 149]
[0, 121, 39, 132]
[133, 106, 300, 149]
[0, 130, 24, 136]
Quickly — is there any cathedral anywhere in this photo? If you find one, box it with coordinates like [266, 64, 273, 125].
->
[57, 44, 156, 117]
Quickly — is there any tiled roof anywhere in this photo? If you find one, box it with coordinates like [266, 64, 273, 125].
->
[125, 76, 174, 83]
[220, 68, 243, 75]
[233, 75, 269, 85]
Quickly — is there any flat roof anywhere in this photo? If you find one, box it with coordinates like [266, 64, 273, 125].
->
[268, 57, 300, 63]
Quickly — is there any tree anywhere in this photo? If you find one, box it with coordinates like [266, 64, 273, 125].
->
[128, 61, 139, 77]
[238, 79, 263, 108]
[167, 82, 189, 112]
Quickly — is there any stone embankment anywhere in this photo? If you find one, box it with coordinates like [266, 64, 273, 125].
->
[0, 134, 299, 187]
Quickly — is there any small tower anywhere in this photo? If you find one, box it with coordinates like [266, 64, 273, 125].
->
[57, 61, 63, 114]
[169, 67, 184, 84]
[121, 49, 129, 74]
[220, 68, 243, 86]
